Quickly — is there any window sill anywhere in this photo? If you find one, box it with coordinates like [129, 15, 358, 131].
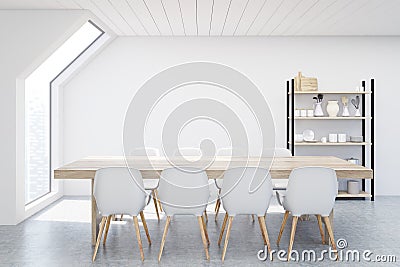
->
[22, 191, 63, 223]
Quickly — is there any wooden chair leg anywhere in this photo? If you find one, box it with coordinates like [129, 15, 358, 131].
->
[277, 210, 289, 246]
[259, 216, 272, 255]
[103, 215, 112, 245]
[257, 216, 267, 244]
[316, 215, 325, 245]
[323, 216, 338, 260]
[133, 216, 144, 261]
[204, 210, 208, 223]
[215, 198, 220, 212]
[218, 213, 228, 246]
[140, 211, 151, 245]
[154, 189, 163, 212]
[158, 216, 171, 262]
[197, 216, 210, 260]
[120, 214, 124, 221]
[251, 214, 255, 222]
[201, 215, 210, 245]
[215, 189, 222, 213]
[222, 216, 233, 262]
[92, 217, 107, 262]
[152, 190, 160, 221]
[215, 199, 221, 221]
[287, 216, 298, 262]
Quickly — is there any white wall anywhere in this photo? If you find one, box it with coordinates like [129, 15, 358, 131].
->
[63, 36, 400, 196]
[0, 10, 93, 224]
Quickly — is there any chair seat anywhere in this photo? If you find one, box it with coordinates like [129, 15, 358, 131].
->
[143, 179, 159, 190]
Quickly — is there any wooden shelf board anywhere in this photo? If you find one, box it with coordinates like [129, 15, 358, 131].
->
[288, 91, 371, 95]
[289, 142, 371, 146]
[337, 191, 371, 198]
[289, 117, 370, 120]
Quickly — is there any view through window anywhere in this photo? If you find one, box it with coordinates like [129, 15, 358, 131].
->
[25, 21, 103, 204]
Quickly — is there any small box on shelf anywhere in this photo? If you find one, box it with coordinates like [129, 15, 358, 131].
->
[294, 72, 318, 92]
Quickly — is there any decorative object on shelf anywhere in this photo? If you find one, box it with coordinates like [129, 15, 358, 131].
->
[295, 134, 303, 142]
[294, 109, 300, 117]
[300, 109, 307, 117]
[346, 157, 359, 165]
[313, 94, 324, 116]
[356, 85, 364, 92]
[338, 133, 347, 143]
[341, 96, 350, 117]
[328, 133, 338, 143]
[327, 100, 340, 117]
[351, 96, 361, 117]
[347, 180, 360, 194]
[321, 137, 327, 143]
[302, 129, 315, 141]
[294, 72, 318, 91]
[350, 136, 363, 143]
[307, 109, 314, 117]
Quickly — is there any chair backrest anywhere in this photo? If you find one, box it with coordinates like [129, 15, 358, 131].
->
[274, 148, 292, 157]
[94, 167, 146, 216]
[130, 147, 160, 156]
[217, 148, 232, 156]
[158, 167, 209, 216]
[173, 147, 201, 156]
[217, 147, 247, 157]
[284, 167, 338, 216]
[221, 167, 273, 216]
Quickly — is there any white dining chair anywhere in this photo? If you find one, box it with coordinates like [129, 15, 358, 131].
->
[213, 147, 241, 221]
[92, 167, 151, 261]
[173, 147, 202, 160]
[173, 147, 211, 222]
[276, 167, 338, 261]
[214, 148, 290, 221]
[129, 147, 163, 221]
[157, 167, 210, 261]
[218, 167, 273, 261]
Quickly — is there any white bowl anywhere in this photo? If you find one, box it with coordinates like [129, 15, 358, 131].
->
[350, 136, 363, 142]
[303, 129, 315, 142]
[295, 134, 304, 142]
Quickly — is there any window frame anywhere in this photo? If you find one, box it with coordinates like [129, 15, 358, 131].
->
[25, 20, 105, 205]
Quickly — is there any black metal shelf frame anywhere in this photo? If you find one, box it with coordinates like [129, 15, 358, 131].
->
[286, 79, 375, 201]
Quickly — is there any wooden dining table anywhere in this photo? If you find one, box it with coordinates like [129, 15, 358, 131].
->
[54, 156, 373, 245]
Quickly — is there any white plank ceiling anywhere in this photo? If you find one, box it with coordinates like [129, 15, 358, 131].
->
[1, 0, 400, 36]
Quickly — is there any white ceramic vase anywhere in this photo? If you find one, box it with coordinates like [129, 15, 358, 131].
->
[314, 102, 324, 117]
[354, 108, 361, 117]
[327, 100, 339, 117]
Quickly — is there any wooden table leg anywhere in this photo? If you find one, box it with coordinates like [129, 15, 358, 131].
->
[324, 209, 334, 245]
[91, 179, 100, 246]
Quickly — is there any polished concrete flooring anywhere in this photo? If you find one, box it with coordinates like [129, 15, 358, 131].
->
[0, 196, 399, 266]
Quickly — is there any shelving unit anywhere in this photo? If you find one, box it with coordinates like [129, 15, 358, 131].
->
[286, 79, 375, 200]
[338, 191, 371, 198]
[288, 91, 371, 95]
[289, 117, 371, 120]
[289, 142, 371, 146]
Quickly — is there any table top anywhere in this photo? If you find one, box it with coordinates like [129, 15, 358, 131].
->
[54, 156, 373, 180]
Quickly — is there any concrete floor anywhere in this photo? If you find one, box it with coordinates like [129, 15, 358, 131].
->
[0, 197, 399, 266]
